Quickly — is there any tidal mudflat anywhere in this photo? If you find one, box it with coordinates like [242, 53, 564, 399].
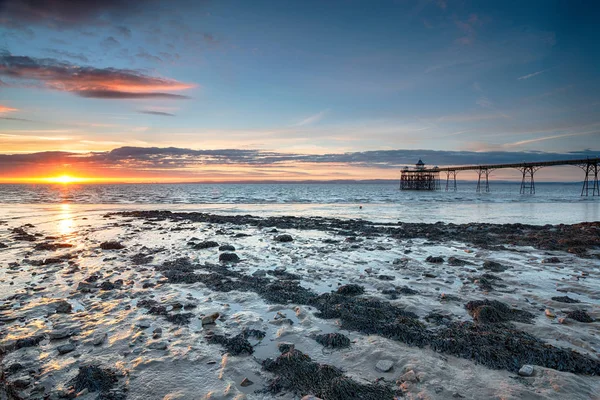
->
[0, 210, 599, 399]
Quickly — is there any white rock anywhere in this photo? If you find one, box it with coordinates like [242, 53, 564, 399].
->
[518, 365, 534, 377]
[375, 360, 394, 372]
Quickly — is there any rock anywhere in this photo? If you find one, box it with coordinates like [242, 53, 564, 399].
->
[482, 260, 509, 272]
[11, 375, 32, 388]
[314, 333, 350, 349]
[240, 377, 253, 387]
[269, 318, 294, 326]
[566, 310, 593, 323]
[55, 300, 72, 314]
[193, 241, 219, 250]
[219, 252, 240, 263]
[377, 274, 395, 281]
[375, 360, 394, 372]
[545, 309, 556, 318]
[92, 333, 107, 346]
[100, 281, 116, 290]
[336, 284, 364, 296]
[152, 327, 163, 339]
[219, 244, 235, 251]
[100, 241, 125, 250]
[541, 257, 561, 264]
[551, 296, 580, 304]
[49, 329, 72, 340]
[57, 343, 76, 354]
[398, 370, 418, 383]
[148, 341, 168, 350]
[518, 364, 534, 377]
[136, 320, 152, 329]
[274, 234, 293, 242]
[202, 312, 220, 326]
[426, 256, 444, 263]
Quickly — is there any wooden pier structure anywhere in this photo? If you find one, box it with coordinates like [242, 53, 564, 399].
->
[400, 157, 600, 196]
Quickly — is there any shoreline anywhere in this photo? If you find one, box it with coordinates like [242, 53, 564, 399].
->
[1, 210, 599, 399]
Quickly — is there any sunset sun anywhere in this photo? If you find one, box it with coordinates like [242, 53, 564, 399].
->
[45, 175, 86, 184]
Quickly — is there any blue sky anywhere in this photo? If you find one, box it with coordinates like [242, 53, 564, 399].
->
[0, 0, 599, 181]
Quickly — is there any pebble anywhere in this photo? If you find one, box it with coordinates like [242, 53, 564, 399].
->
[54, 300, 72, 314]
[92, 333, 107, 346]
[518, 364, 534, 377]
[274, 234, 293, 242]
[57, 343, 76, 354]
[137, 320, 152, 329]
[240, 377, 253, 387]
[398, 370, 418, 383]
[49, 329, 71, 340]
[202, 312, 220, 326]
[375, 360, 394, 372]
[148, 341, 168, 350]
[544, 309, 556, 318]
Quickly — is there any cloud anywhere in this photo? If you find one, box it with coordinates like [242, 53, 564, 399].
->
[101, 36, 121, 50]
[476, 96, 493, 108]
[116, 26, 132, 38]
[295, 110, 329, 126]
[504, 131, 600, 148]
[139, 110, 176, 117]
[1, 146, 598, 177]
[0, 52, 195, 99]
[0, 105, 17, 113]
[44, 49, 89, 63]
[0, 0, 153, 28]
[517, 68, 550, 80]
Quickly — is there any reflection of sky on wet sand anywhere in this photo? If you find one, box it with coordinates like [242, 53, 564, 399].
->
[58, 203, 74, 236]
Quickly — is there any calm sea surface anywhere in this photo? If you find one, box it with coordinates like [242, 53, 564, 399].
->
[0, 182, 598, 225]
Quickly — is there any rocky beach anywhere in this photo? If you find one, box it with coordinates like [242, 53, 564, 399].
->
[1, 209, 599, 400]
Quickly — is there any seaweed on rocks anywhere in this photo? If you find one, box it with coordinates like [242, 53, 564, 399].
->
[465, 299, 535, 324]
[114, 211, 600, 257]
[70, 365, 120, 394]
[314, 333, 351, 349]
[551, 296, 580, 303]
[482, 261, 510, 272]
[192, 241, 219, 250]
[262, 348, 396, 400]
[131, 253, 153, 265]
[309, 293, 429, 347]
[430, 322, 600, 375]
[566, 310, 594, 323]
[34, 242, 73, 251]
[219, 252, 240, 263]
[165, 312, 194, 325]
[336, 284, 364, 296]
[206, 329, 265, 356]
[146, 250, 600, 376]
[100, 241, 125, 250]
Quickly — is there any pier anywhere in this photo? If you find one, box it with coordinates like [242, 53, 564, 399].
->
[400, 157, 600, 196]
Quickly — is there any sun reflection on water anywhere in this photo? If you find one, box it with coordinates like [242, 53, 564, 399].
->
[58, 203, 74, 236]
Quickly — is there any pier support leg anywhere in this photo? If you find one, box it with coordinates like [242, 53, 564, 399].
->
[581, 161, 600, 196]
[476, 168, 490, 193]
[445, 170, 457, 191]
[519, 166, 536, 194]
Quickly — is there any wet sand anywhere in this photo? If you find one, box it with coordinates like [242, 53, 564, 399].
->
[0, 209, 599, 400]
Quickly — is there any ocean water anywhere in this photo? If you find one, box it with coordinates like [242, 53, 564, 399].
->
[0, 182, 598, 224]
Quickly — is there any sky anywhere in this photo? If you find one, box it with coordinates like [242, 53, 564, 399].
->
[0, 0, 599, 182]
